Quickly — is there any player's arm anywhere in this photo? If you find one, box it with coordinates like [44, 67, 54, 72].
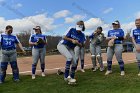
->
[16, 43, 25, 53]
[75, 41, 82, 47]
[15, 36, 25, 53]
[131, 29, 137, 47]
[45, 36, 47, 45]
[63, 36, 74, 42]
[106, 36, 117, 40]
[29, 42, 38, 45]
[132, 37, 137, 48]
[29, 35, 38, 45]
[131, 34, 140, 52]
[63, 36, 82, 47]
[106, 31, 116, 40]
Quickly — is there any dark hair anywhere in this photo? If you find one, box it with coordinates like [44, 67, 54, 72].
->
[114, 20, 121, 28]
[97, 26, 103, 31]
[6, 25, 13, 30]
[77, 20, 85, 31]
[135, 18, 140, 22]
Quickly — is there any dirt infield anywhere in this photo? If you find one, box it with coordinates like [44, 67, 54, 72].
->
[6, 52, 136, 75]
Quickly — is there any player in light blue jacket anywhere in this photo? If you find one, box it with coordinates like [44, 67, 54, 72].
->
[89, 27, 105, 72]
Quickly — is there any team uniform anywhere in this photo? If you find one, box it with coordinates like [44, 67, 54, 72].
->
[89, 32, 104, 71]
[57, 27, 85, 84]
[74, 33, 86, 72]
[106, 29, 125, 75]
[131, 28, 140, 73]
[0, 33, 20, 83]
[29, 33, 47, 78]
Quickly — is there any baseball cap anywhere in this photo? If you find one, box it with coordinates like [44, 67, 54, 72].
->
[33, 26, 41, 30]
[112, 21, 119, 25]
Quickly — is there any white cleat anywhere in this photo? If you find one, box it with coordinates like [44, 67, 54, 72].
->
[81, 69, 85, 72]
[120, 71, 125, 76]
[138, 72, 140, 76]
[68, 78, 76, 85]
[93, 66, 98, 72]
[42, 72, 46, 77]
[0, 81, 3, 84]
[105, 70, 112, 75]
[100, 67, 104, 72]
[32, 74, 36, 79]
[64, 76, 71, 82]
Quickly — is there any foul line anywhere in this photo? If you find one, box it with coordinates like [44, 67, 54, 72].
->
[7, 60, 136, 75]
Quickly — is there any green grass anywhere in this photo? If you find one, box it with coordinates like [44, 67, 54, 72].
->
[1, 63, 140, 93]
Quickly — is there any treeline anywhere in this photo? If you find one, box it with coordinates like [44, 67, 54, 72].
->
[16, 31, 132, 53]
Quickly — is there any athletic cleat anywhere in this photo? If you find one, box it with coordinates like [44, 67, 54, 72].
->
[93, 66, 98, 72]
[64, 76, 71, 82]
[68, 78, 76, 85]
[100, 67, 104, 72]
[42, 72, 46, 77]
[32, 74, 36, 79]
[81, 69, 85, 72]
[0, 81, 3, 84]
[120, 71, 125, 76]
[14, 79, 20, 82]
[138, 72, 140, 76]
[105, 70, 112, 75]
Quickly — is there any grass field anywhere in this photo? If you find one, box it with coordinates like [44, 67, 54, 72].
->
[0, 63, 140, 93]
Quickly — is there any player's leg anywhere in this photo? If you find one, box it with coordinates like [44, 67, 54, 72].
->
[74, 46, 80, 71]
[40, 47, 46, 77]
[57, 43, 73, 80]
[135, 44, 140, 76]
[96, 45, 104, 72]
[0, 62, 8, 83]
[90, 43, 97, 71]
[105, 47, 114, 75]
[69, 49, 77, 84]
[32, 48, 39, 79]
[80, 47, 85, 72]
[0, 50, 9, 83]
[10, 50, 20, 81]
[114, 44, 125, 76]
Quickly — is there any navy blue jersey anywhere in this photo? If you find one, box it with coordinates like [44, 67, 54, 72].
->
[108, 29, 124, 44]
[29, 34, 46, 48]
[89, 33, 94, 40]
[132, 28, 140, 44]
[0, 33, 20, 50]
[60, 27, 85, 48]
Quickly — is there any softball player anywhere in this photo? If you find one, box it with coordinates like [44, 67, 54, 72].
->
[105, 20, 125, 76]
[29, 26, 47, 79]
[89, 27, 104, 72]
[57, 21, 85, 84]
[131, 18, 140, 76]
[0, 25, 25, 83]
[74, 33, 86, 73]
